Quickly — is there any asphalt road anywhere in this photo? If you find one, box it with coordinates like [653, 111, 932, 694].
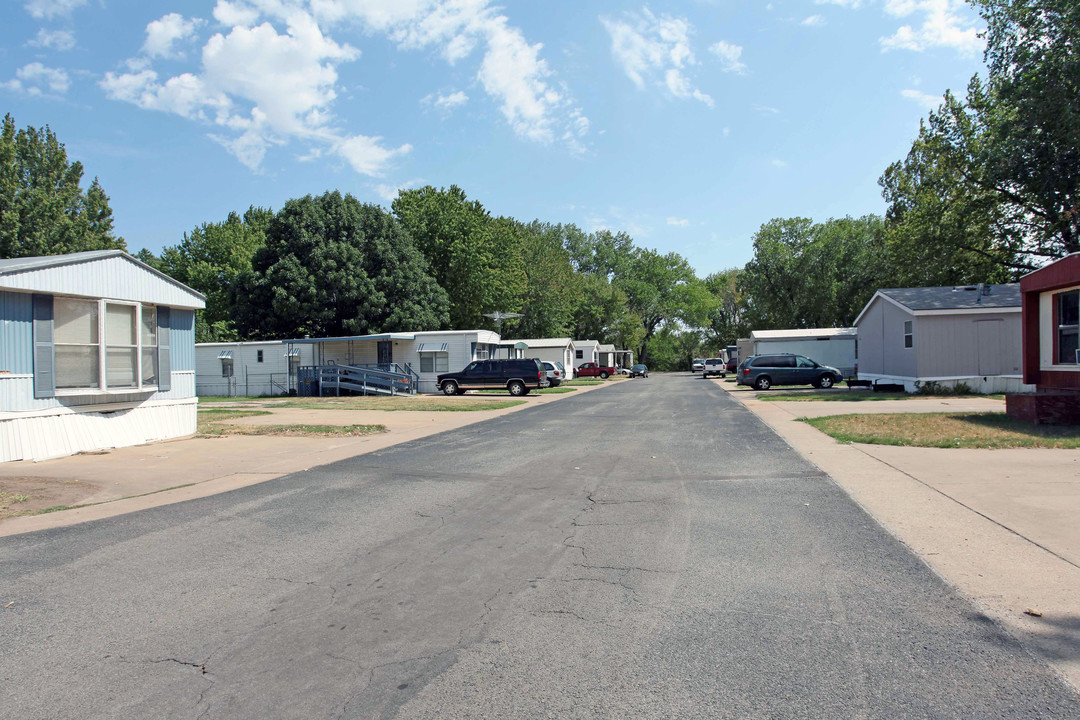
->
[2, 374, 1078, 719]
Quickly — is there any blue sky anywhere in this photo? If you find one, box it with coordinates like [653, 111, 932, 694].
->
[2, 0, 986, 276]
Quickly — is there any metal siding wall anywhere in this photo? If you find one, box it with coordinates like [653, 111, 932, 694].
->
[917, 313, 1023, 378]
[170, 308, 196, 371]
[0, 291, 34, 375]
[882, 302, 918, 377]
[0, 256, 203, 308]
[1, 372, 194, 412]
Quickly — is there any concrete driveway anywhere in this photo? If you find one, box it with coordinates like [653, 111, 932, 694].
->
[1, 374, 1077, 718]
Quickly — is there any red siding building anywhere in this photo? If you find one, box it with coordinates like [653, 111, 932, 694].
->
[1007, 254, 1080, 424]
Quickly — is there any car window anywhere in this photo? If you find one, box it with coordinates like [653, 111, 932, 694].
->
[777, 356, 796, 368]
[796, 356, 816, 368]
[464, 362, 479, 372]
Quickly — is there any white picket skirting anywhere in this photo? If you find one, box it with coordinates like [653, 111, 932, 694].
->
[0, 397, 197, 463]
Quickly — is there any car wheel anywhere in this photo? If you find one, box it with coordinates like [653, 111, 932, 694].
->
[600, 372, 609, 379]
[508, 380, 526, 396]
[442, 381, 458, 396]
[818, 375, 835, 389]
[754, 376, 772, 391]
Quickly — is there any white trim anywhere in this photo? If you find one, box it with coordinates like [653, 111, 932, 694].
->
[0, 374, 33, 380]
[0, 395, 196, 422]
[854, 292, 908, 326]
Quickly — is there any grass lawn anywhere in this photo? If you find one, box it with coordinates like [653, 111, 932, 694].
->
[760, 391, 1007, 403]
[198, 395, 278, 403]
[563, 379, 603, 386]
[803, 411, 1080, 449]
[196, 407, 385, 437]
[279, 396, 525, 411]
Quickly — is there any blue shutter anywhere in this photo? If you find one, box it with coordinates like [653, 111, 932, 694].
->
[157, 306, 171, 392]
[32, 294, 55, 399]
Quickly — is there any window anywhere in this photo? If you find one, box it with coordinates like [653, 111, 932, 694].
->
[52, 298, 162, 391]
[257, 349, 264, 363]
[419, 352, 449, 373]
[904, 320, 914, 349]
[796, 356, 816, 368]
[54, 298, 100, 389]
[575, 349, 583, 359]
[222, 358, 234, 377]
[1057, 290, 1079, 363]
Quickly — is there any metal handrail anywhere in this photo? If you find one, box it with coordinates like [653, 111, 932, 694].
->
[314, 363, 415, 396]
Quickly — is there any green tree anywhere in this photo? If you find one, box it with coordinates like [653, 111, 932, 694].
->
[0, 114, 125, 258]
[616, 248, 714, 365]
[233, 192, 448, 339]
[392, 185, 525, 329]
[882, 0, 1080, 273]
[153, 207, 271, 342]
[511, 221, 578, 338]
[703, 268, 750, 346]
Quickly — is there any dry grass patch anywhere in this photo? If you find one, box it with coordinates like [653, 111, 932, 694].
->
[763, 391, 1005, 403]
[278, 396, 525, 412]
[803, 412, 1080, 449]
[199, 423, 386, 438]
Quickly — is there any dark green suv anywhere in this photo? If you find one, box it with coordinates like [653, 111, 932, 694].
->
[437, 358, 548, 396]
[736, 354, 843, 391]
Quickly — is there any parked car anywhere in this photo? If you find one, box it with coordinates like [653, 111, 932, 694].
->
[575, 362, 618, 379]
[438, 358, 548, 396]
[702, 358, 726, 378]
[692, 358, 705, 372]
[542, 361, 564, 387]
[736, 354, 843, 391]
[725, 356, 739, 373]
[630, 363, 649, 378]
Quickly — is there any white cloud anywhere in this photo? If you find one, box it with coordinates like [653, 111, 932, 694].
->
[105, 1, 586, 173]
[901, 87, 941, 109]
[667, 217, 689, 227]
[374, 178, 424, 202]
[103, 12, 412, 175]
[880, 0, 984, 56]
[142, 13, 204, 59]
[801, 15, 826, 27]
[815, 0, 863, 7]
[2, 62, 70, 96]
[754, 104, 781, 115]
[771, 158, 788, 168]
[28, 28, 76, 51]
[24, 0, 85, 19]
[708, 40, 747, 73]
[722, 126, 730, 137]
[602, 8, 713, 107]
[423, 90, 469, 112]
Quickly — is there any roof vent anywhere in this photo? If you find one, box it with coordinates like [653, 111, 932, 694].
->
[982, 284, 992, 295]
[953, 285, 978, 292]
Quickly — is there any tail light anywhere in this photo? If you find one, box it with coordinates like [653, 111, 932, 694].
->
[538, 371, 543, 380]
[743, 367, 750, 375]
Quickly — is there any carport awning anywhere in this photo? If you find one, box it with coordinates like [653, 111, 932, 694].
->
[417, 343, 449, 353]
[285, 348, 301, 356]
[217, 350, 233, 359]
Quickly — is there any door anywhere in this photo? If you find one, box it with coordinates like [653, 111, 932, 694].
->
[377, 340, 393, 369]
[976, 321, 1002, 376]
[463, 361, 489, 389]
[795, 355, 817, 384]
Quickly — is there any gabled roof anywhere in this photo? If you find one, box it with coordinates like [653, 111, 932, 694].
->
[751, 328, 856, 341]
[854, 284, 1020, 326]
[0, 249, 206, 308]
[574, 339, 600, 347]
[878, 284, 1020, 311]
[597, 343, 616, 352]
[506, 337, 575, 348]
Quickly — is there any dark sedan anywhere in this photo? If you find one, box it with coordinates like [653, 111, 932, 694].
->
[630, 363, 649, 378]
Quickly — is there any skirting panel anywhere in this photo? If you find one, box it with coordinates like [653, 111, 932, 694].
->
[0, 400, 197, 463]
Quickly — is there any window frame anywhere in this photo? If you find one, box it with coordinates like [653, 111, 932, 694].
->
[52, 297, 161, 396]
[419, 351, 449, 373]
[903, 320, 914, 349]
[1056, 289, 1080, 364]
[257, 349, 264, 363]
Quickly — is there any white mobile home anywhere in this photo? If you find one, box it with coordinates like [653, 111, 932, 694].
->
[195, 340, 316, 397]
[504, 338, 576, 376]
[854, 284, 1032, 393]
[749, 328, 858, 379]
[0, 251, 204, 462]
[289, 330, 501, 394]
[573, 340, 599, 370]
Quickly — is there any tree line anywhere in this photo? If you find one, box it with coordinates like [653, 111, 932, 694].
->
[2, 0, 1076, 370]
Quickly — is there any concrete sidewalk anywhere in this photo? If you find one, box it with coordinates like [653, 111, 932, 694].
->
[720, 380, 1080, 691]
[0, 384, 610, 537]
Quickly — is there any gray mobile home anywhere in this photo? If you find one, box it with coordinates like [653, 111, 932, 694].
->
[854, 284, 1032, 393]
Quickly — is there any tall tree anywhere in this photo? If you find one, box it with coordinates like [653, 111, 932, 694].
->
[511, 221, 578, 338]
[392, 185, 525, 329]
[0, 114, 125, 258]
[703, 268, 750, 346]
[153, 206, 271, 341]
[232, 192, 448, 339]
[882, 0, 1080, 273]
